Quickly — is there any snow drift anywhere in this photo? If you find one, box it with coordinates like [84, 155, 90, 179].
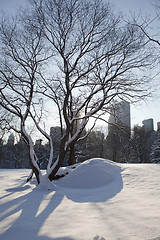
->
[57, 158, 121, 189]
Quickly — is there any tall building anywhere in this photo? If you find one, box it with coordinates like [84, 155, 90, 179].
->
[106, 101, 131, 162]
[50, 126, 62, 141]
[142, 118, 154, 132]
[108, 101, 131, 136]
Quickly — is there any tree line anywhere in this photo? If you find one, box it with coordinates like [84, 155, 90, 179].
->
[0, 124, 159, 170]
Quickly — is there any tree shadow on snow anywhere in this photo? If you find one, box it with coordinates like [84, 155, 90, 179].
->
[0, 182, 73, 240]
[0, 166, 123, 240]
[148, 237, 160, 240]
[0, 177, 30, 201]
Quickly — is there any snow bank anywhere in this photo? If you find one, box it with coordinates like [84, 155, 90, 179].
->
[1, 164, 160, 240]
[57, 158, 121, 189]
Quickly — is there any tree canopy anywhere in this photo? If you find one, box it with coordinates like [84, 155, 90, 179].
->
[0, 0, 153, 185]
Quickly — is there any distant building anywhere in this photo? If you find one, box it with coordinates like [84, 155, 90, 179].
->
[108, 101, 131, 137]
[50, 126, 62, 144]
[106, 101, 131, 162]
[142, 118, 154, 132]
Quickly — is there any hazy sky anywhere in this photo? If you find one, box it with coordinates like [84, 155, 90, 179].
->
[0, 0, 26, 12]
[112, 0, 155, 14]
[0, 0, 159, 130]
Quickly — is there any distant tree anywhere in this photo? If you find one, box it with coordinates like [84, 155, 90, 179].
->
[131, 125, 155, 163]
[0, 134, 16, 168]
[14, 137, 30, 168]
[34, 139, 49, 169]
[87, 131, 105, 159]
[105, 128, 131, 163]
[0, 138, 4, 166]
[0, 113, 5, 166]
[150, 138, 160, 163]
[75, 130, 106, 162]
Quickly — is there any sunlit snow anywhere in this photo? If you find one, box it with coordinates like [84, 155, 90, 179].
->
[0, 158, 160, 240]
[58, 159, 121, 189]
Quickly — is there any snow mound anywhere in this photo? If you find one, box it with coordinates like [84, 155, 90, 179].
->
[58, 158, 121, 189]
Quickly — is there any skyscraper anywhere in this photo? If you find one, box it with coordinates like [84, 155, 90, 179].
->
[106, 101, 131, 162]
[108, 101, 131, 137]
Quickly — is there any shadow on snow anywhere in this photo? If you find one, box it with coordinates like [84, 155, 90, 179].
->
[0, 166, 123, 240]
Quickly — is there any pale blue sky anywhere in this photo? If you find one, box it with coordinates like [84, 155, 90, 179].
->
[0, 0, 26, 13]
[0, 0, 159, 130]
[112, 0, 155, 14]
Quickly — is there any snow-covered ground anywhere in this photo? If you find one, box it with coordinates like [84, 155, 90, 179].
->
[0, 158, 160, 240]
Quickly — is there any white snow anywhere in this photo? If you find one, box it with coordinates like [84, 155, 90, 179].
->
[0, 159, 160, 240]
[57, 159, 121, 189]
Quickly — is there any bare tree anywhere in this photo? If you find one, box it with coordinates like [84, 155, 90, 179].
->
[0, 14, 51, 184]
[0, 0, 153, 186]
[29, 0, 152, 179]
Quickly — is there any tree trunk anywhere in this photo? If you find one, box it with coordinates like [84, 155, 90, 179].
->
[68, 144, 76, 166]
[21, 127, 41, 185]
[29, 155, 40, 184]
[48, 135, 67, 181]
